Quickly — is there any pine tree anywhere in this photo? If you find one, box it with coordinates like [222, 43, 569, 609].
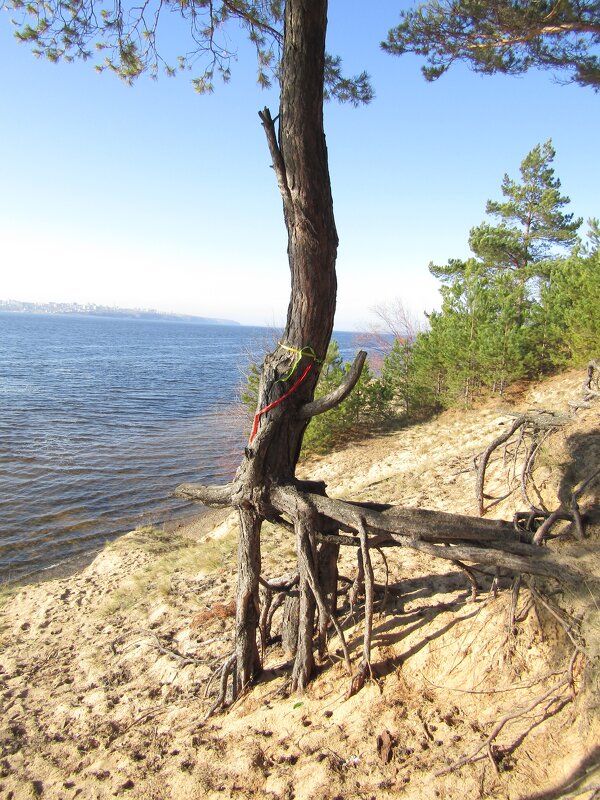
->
[383, 0, 600, 91]
[469, 141, 582, 296]
[541, 223, 600, 364]
[421, 142, 583, 394]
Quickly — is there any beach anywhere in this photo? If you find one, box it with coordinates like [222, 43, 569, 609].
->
[1, 369, 599, 800]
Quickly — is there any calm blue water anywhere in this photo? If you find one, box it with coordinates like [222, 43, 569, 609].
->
[0, 313, 360, 582]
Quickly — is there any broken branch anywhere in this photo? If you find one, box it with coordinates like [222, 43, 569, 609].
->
[299, 350, 367, 419]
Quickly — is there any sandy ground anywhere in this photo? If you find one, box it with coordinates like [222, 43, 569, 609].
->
[1, 369, 599, 800]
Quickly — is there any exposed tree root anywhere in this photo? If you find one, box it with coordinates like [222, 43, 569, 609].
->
[347, 517, 374, 698]
[475, 412, 568, 517]
[204, 652, 237, 720]
[437, 651, 580, 776]
[177, 478, 587, 708]
[175, 365, 595, 716]
[475, 381, 599, 546]
[527, 579, 588, 655]
[111, 629, 225, 666]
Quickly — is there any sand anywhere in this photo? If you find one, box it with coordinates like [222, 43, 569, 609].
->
[1, 369, 599, 799]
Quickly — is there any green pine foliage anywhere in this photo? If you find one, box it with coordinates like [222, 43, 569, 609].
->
[540, 232, 600, 365]
[406, 140, 594, 406]
[300, 341, 392, 454]
[240, 143, 597, 453]
[383, 0, 600, 91]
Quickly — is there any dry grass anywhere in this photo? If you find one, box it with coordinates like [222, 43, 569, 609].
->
[100, 525, 237, 616]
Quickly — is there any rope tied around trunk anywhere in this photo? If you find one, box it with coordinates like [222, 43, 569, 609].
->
[277, 342, 322, 382]
[248, 343, 322, 445]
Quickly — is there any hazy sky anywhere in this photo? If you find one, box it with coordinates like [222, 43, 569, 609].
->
[1, 2, 599, 330]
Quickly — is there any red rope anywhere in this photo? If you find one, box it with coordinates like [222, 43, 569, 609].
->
[249, 363, 313, 445]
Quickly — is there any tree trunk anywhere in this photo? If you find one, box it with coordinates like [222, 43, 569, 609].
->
[231, 0, 338, 690]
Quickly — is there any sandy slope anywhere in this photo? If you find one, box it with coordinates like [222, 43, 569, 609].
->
[1, 370, 599, 800]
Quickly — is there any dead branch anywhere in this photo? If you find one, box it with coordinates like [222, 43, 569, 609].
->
[258, 107, 294, 228]
[174, 482, 234, 507]
[299, 350, 367, 419]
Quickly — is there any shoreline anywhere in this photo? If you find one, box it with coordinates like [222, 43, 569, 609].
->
[2, 506, 225, 591]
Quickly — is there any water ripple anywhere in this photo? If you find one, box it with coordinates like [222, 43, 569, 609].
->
[0, 313, 359, 582]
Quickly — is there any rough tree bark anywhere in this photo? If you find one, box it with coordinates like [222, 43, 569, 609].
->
[224, 0, 339, 696]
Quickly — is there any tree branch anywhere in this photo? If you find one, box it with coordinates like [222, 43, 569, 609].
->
[258, 106, 294, 227]
[464, 22, 600, 51]
[298, 350, 367, 419]
[174, 482, 234, 507]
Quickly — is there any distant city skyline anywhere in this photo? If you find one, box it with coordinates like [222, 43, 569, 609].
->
[0, 298, 240, 325]
[1, 2, 598, 332]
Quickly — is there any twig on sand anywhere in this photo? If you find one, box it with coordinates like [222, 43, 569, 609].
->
[112, 628, 227, 666]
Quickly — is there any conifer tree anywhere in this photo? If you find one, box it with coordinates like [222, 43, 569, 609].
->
[383, 0, 600, 91]
[422, 142, 583, 393]
[540, 222, 600, 364]
[468, 140, 582, 291]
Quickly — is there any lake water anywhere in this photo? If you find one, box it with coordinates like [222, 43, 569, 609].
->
[0, 313, 360, 582]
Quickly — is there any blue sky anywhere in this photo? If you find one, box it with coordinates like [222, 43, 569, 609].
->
[1, 1, 598, 330]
